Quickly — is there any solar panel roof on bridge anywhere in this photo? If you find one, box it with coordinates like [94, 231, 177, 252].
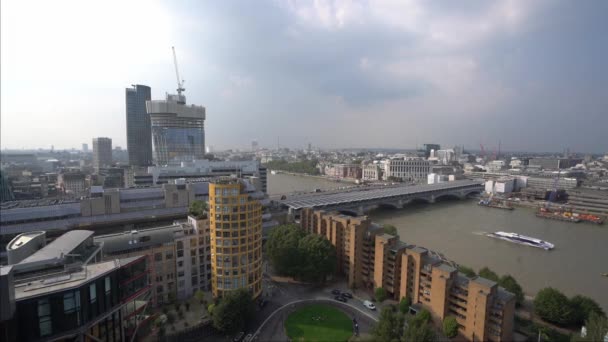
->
[280, 180, 482, 209]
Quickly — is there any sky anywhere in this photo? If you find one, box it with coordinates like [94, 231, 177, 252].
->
[1, 0, 607, 153]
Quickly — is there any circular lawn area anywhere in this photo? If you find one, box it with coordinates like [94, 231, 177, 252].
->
[285, 304, 353, 342]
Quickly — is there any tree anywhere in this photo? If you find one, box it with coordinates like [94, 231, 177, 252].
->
[443, 316, 459, 338]
[195, 289, 205, 304]
[265, 224, 306, 276]
[266, 224, 337, 283]
[402, 322, 435, 342]
[570, 295, 606, 326]
[373, 306, 404, 342]
[375, 287, 388, 302]
[207, 303, 215, 315]
[478, 267, 499, 282]
[212, 289, 254, 333]
[399, 297, 412, 314]
[188, 200, 208, 219]
[297, 234, 337, 282]
[383, 224, 398, 236]
[263, 159, 320, 175]
[457, 265, 476, 278]
[404, 310, 435, 342]
[498, 275, 525, 307]
[409, 310, 431, 327]
[534, 287, 574, 326]
[571, 312, 608, 342]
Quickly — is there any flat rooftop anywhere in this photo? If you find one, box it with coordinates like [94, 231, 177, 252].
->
[19, 230, 94, 264]
[14, 256, 142, 300]
[471, 276, 498, 288]
[95, 225, 184, 254]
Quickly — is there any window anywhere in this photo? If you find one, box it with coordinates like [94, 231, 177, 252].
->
[157, 285, 164, 293]
[105, 276, 111, 294]
[166, 251, 173, 259]
[38, 298, 52, 337]
[154, 253, 163, 261]
[177, 250, 184, 258]
[90, 283, 97, 303]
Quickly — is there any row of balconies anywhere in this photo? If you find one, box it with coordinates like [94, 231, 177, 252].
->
[448, 308, 467, 321]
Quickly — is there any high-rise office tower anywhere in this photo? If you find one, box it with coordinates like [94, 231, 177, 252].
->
[209, 179, 263, 298]
[82, 143, 88, 153]
[92, 137, 112, 171]
[126, 85, 153, 166]
[146, 93, 205, 166]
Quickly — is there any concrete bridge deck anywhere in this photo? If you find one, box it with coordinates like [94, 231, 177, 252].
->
[280, 180, 483, 214]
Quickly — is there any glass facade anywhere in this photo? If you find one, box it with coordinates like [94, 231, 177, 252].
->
[147, 94, 206, 166]
[12, 257, 149, 341]
[125, 85, 153, 167]
[151, 125, 205, 165]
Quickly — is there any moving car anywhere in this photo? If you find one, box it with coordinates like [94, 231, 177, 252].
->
[363, 300, 376, 310]
[334, 295, 347, 302]
[341, 292, 353, 298]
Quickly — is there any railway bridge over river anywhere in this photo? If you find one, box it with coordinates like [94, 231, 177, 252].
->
[279, 180, 484, 216]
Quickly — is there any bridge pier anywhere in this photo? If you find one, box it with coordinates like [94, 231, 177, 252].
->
[396, 200, 405, 209]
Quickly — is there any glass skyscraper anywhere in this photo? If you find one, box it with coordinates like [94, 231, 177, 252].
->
[146, 94, 206, 166]
[125, 84, 153, 166]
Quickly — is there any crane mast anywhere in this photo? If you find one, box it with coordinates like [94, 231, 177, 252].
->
[172, 46, 185, 96]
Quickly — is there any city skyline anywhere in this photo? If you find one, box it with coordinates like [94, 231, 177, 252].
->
[2, 0, 607, 153]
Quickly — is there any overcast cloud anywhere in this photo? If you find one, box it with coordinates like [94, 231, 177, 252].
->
[1, 0, 607, 153]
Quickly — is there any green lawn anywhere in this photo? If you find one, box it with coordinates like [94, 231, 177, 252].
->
[285, 304, 353, 342]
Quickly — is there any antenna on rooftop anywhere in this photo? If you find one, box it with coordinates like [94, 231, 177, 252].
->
[172, 46, 185, 96]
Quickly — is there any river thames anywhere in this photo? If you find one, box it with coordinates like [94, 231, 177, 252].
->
[268, 173, 608, 310]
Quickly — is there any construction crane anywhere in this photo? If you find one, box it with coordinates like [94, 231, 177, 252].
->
[172, 46, 185, 96]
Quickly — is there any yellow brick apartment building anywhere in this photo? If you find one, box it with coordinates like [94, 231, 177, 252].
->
[301, 208, 515, 342]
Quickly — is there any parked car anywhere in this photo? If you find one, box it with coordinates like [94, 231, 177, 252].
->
[341, 292, 353, 298]
[363, 300, 376, 310]
[243, 333, 254, 342]
[335, 295, 347, 302]
[233, 332, 245, 342]
[331, 289, 341, 295]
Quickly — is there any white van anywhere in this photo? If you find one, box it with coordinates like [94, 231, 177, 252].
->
[363, 300, 376, 310]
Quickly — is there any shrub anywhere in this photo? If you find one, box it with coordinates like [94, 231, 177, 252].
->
[375, 287, 387, 302]
[443, 316, 459, 338]
[399, 296, 411, 314]
[534, 287, 573, 326]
